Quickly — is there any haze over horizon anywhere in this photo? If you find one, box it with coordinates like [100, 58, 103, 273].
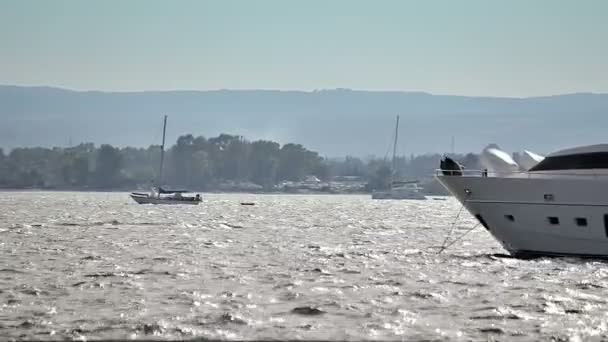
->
[3, 85, 608, 157]
[2, 0, 607, 97]
[4, 84, 608, 99]
[2, 1, 608, 157]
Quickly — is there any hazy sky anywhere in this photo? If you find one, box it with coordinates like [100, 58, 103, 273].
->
[1, 0, 606, 97]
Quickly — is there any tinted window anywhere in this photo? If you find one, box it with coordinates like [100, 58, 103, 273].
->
[530, 152, 608, 171]
[575, 218, 587, 227]
[504, 214, 514, 222]
[548, 217, 559, 225]
[604, 215, 608, 237]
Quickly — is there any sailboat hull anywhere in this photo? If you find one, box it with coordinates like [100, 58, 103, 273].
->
[130, 193, 201, 205]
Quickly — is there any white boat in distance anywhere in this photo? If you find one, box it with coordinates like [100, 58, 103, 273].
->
[371, 180, 427, 200]
[130, 188, 201, 205]
[372, 115, 426, 200]
[130, 115, 202, 205]
[437, 144, 608, 258]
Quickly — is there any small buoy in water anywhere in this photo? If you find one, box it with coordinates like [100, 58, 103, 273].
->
[240, 202, 255, 206]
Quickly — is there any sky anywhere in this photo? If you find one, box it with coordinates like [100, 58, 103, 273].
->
[1, 0, 607, 97]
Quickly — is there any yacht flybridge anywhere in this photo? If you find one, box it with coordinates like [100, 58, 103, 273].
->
[437, 144, 608, 258]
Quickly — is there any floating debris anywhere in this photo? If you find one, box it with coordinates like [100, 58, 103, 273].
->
[291, 306, 325, 316]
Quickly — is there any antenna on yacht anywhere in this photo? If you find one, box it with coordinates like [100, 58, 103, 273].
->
[450, 136, 455, 155]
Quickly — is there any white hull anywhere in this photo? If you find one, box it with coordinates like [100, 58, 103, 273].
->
[437, 174, 608, 258]
[371, 190, 427, 200]
[130, 194, 201, 205]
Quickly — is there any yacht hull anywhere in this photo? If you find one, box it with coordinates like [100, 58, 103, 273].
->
[130, 194, 201, 205]
[437, 175, 608, 258]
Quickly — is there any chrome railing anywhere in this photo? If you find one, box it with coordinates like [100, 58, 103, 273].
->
[435, 169, 608, 179]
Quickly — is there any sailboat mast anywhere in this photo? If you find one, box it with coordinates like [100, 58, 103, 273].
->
[157, 115, 167, 193]
[392, 115, 400, 171]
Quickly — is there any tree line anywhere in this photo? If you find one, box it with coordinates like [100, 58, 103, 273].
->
[0, 133, 478, 192]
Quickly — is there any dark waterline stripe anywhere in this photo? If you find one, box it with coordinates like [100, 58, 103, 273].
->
[467, 200, 608, 207]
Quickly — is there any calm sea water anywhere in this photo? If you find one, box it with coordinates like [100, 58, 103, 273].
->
[1, 192, 608, 341]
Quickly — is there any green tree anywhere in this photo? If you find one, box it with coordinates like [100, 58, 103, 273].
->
[72, 155, 91, 186]
[249, 140, 280, 187]
[278, 143, 321, 181]
[169, 134, 195, 186]
[94, 144, 123, 188]
[190, 150, 213, 188]
[207, 134, 243, 181]
[0, 149, 7, 186]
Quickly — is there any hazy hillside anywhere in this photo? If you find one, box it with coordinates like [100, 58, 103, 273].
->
[2, 85, 608, 156]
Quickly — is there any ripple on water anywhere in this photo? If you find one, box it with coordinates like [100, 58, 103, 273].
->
[1, 192, 607, 340]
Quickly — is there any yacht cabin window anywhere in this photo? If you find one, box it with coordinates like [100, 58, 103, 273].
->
[530, 152, 608, 171]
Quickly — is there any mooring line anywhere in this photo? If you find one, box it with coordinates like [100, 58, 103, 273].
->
[437, 192, 471, 252]
[437, 222, 481, 254]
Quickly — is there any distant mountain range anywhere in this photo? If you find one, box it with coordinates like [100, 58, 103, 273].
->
[2, 85, 608, 157]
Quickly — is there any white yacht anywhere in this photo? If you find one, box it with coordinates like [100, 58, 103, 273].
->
[437, 144, 608, 258]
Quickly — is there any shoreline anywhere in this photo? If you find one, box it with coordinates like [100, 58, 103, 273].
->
[0, 188, 371, 195]
[0, 188, 451, 197]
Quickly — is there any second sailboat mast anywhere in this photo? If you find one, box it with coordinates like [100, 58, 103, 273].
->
[392, 115, 400, 171]
[158, 115, 167, 192]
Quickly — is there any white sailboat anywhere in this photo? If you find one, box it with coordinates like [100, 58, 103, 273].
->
[371, 115, 426, 200]
[130, 115, 202, 205]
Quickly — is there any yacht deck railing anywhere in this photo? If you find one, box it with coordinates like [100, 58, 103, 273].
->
[435, 169, 608, 179]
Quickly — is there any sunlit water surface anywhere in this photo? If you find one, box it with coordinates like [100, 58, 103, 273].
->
[1, 192, 608, 341]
